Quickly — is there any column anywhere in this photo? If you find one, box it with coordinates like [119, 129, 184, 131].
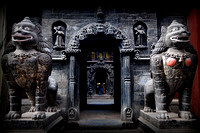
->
[121, 55, 133, 121]
[68, 55, 78, 120]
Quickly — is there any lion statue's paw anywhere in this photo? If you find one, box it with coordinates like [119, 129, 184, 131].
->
[46, 106, 58, 112]
[178, 111, 194, 119]
[144, 106, 154, 112]
[5, 111, 21, 119]
[29, 106, 36, 112]
[156, 110, 169, 119]
[32, 111, 46, 119]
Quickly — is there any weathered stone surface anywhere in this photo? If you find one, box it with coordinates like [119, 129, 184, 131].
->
[2, 111, 63, 132]
[140, 110, 197, 129]
[139, 110, 199, 133]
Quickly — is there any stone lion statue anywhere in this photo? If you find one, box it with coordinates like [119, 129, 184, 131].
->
[1, 17, 58, 119]
[144, 20, 198, 119]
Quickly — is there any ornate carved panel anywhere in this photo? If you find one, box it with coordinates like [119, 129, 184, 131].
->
[66, 23, 134, 54]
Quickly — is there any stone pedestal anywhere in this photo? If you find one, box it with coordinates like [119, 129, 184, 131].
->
[138, 110, 199, 133]
[1, 111, 63, 133]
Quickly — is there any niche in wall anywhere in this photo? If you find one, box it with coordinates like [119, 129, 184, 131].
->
[52, 20, 67, 50]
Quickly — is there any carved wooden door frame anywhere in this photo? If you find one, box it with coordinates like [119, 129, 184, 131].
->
[66, 23, 134, 122]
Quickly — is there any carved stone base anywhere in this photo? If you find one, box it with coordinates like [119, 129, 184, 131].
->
[138, 110, 199, 133]
[53, 46, 65, 50]
[1, 111, 63, 133]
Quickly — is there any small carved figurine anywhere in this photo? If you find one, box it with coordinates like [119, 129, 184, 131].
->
[144, 20, 198, 119]
[1, 17, 58, 119]
[134, 24, 146, 46]
[54, 25, 65, 46]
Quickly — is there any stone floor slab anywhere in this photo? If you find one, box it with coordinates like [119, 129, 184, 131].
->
[1, 110, 63, 133]
[138, 110, 199, 133]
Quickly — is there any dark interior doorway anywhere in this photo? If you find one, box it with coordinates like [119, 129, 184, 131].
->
[79, 34, 121, 111]
[87, 69, 114, 106]
[95, 69, 107, 95]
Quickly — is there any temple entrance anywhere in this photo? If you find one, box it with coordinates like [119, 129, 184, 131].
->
[66, 23, 133, 122]
[74, 35, 122, 128]
[79, 35, 120, 110]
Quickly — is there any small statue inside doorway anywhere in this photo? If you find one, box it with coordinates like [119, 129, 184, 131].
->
[1, 17, 58, 119]
[144, 20, 198, 119]
[134, 24, 147, 46]
[54, 25, 65, 47]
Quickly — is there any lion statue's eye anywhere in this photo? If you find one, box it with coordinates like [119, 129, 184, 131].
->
[171, 27, 179, 31]
[24, 26, 31, 31]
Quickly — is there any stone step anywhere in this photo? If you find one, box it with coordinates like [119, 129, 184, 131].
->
[64, 129, 144, 133]
[88, 94, 113, 99]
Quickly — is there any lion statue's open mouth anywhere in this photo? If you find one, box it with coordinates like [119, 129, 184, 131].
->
[12, 35, 33, 42]
[170, 35, 190, 42]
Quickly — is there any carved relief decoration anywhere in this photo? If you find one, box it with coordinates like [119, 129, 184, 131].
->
[66, 23, 133, 54]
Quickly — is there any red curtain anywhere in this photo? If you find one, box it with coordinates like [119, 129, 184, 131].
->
[187, 8, 200, 119]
